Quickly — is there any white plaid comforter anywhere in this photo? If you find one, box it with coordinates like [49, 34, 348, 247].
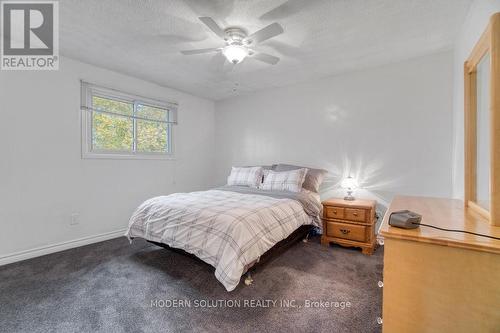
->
[125, 190, 315, 291]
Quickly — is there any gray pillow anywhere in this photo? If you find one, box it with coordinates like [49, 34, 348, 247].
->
[274, 164, 327, 193]
[245, 165, 276, 170]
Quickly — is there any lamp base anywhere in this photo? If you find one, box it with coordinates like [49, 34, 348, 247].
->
[344, 195, 355, 201]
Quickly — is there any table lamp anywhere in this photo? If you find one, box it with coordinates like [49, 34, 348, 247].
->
[341, 176, 358, 201]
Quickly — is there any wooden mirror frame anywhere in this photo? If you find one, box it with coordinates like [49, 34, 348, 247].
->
[464, 13, 500, 226]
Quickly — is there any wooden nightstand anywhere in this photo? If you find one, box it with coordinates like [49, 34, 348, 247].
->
[321, 198, 377, 255]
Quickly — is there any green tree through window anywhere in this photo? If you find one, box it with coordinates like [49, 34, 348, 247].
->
[90, 95, 170, 154]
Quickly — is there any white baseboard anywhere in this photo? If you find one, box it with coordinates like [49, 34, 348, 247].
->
[0, 229, 127, 266]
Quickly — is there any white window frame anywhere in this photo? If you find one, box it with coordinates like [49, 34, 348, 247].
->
[81, 81, 177, 160]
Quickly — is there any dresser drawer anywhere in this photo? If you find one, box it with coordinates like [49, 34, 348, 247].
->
[326, 221, 367, 242]
[345, 208, 367, 222]
[324, 206, 345, 219]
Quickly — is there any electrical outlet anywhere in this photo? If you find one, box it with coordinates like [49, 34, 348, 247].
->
[70, 213, 80, 225]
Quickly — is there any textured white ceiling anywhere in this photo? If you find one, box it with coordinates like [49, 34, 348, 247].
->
[59, 0, 472, 100]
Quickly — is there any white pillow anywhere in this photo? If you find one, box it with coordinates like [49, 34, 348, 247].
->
[227, 166, 263, 188]
[260, 168, 308, 193]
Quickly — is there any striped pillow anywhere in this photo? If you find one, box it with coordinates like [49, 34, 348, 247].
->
[260, 168, 308, 193]
[227, 166, 263, 188]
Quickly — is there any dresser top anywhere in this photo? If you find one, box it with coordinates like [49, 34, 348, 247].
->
[322, 198, 376, 209]
[380, 195, 500, 254]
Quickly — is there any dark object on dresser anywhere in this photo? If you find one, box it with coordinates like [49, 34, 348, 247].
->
[388, 210, 422, 229]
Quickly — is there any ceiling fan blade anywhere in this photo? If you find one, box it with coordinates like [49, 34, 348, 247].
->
[210, 52, 226, 70]
[259, 0, 321, 21]
[180, 48, 220, 55]
[225, 63, 237, 72]
[155, 34, 207, 45]
[198, 17, 226, 38]
[184, 0, 235, 21]
[252, 52, 280, 65]
[265, 40, 303, 58]
[246, 22, 283, 44]
[209, 53, 236, 73]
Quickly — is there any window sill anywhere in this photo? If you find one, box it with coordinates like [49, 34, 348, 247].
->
[82, 152, 176, 160]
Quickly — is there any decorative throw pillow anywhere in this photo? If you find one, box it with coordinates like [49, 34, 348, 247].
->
[260, 168, 308, 193]
[227, 166, 263, 188]
[274, 164, 328, 193]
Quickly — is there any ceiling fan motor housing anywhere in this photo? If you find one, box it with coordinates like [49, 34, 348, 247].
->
[224, 27, 248, 43]
[222, 27, 251, 64]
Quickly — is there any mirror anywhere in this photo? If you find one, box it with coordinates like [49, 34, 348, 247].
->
[464, 12, 500, 226]
[475, 53, 490, 211]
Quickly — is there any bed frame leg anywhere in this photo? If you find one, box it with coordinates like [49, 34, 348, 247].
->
[244, 272, 254, 286]
[302, 231, 310, 243]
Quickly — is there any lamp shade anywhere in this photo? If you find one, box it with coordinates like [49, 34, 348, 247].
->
[222, 44, 248, 64]
[341, 176, 358, 189]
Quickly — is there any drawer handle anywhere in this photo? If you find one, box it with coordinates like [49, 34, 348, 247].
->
[340, 229, 350, 234]
[353, 213, 358, 216]
[333, 210, 337, 214]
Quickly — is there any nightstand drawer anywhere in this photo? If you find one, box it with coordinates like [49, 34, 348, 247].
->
[326, 221, 367, 242]
[324, 206, 345, 219]
[345, 208, 366, 222]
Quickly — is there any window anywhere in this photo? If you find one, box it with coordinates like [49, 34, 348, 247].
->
[81, 82, 177, 159]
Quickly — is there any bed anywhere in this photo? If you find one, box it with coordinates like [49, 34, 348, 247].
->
[125, 165, 325, 291]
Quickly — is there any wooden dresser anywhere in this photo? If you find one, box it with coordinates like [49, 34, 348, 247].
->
[321, 198, 377, 255]
[380, 196, 500, 333]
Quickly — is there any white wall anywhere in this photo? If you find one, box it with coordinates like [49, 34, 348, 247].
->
[451, 0, 500, 198]
[215, 52, 454, 207]
[2, 15, 475, 260]
[0, 57, 215, 258]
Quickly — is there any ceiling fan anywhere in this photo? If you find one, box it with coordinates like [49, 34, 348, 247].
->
[180, 17, 284, 65]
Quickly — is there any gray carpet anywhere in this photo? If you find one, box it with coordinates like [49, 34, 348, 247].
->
[0, 236, 383, 333]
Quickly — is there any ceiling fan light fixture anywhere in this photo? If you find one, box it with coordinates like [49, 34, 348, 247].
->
[222, 44, 248, 64]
